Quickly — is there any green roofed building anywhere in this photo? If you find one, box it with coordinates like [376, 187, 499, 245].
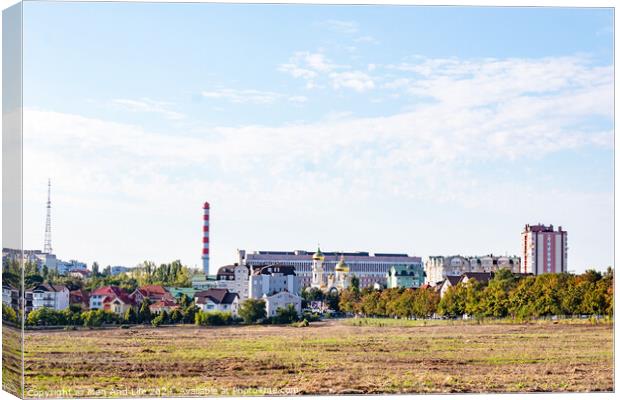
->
[165, 287, 198, 300]
[386, 263, 425, 289]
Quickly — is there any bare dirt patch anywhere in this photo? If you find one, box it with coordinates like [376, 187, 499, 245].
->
[22, 320, 613, 397]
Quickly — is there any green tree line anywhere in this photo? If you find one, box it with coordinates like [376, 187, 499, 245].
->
[337, 268, 613, 320]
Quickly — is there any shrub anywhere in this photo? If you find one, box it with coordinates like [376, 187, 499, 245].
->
[273, 304, 299, 324]
[292, 318, 309, 328]
[151, 313, 165, 327]
[2, 304, 17, 324]
[195, 310, 233, 326]
[170, 308, 183, 324]
[238, 299, 266, 324]
[81, 309, 117, 327]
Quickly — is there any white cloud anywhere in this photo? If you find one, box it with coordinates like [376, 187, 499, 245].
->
[22, 55, 613, 272]
[288, 95, 308, 103]
[200, 88, 309, 105]
[279, 51, 376, 92]
[330, 71, 375, 92]
[355, 35, 379, 44]
[278, 51, 342, 88]
[321, 19, 359, 34]
[112, 98, 185, 120]
[387, 56, 613, 113]
[201, 88, 284, 104]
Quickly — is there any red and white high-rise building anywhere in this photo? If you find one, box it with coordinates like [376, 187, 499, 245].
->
[202, 201, 210, 274]
[522, 224, 568, 275]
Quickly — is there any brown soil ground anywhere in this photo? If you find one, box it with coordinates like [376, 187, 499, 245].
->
[18, 320, 613, 397]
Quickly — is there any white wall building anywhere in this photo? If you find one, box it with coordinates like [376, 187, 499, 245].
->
[2, 248, 57, 271]
[195, 288, 240, 316]
[56, 259, 87, 275]
[31, 284, 70, 311]
[214, 264, 251, 299]
[425, 254, 521, 284]
[263, 291, 302, 318]
[249, 265, 300, 298]
[240, 249, 422, 289]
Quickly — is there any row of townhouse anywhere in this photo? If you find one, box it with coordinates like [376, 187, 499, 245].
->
[3, 279, 284, 319]
[3, 283, 190, 315]
[88, 284, 209, 315]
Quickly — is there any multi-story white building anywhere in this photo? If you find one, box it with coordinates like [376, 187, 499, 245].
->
[59, 259, 87, 275]
[214, 264, 251, 299]
[2, 248, 57, 271]
[522, 224, 568, 275]
[2, 284, 18, 310]
[31, 284, 70, 311]
[249, 265, 300, 298]
[239, 249, 422, 289]
[425, 254, 521, 284]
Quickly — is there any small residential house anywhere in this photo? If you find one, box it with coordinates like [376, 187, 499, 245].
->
[31, 283, 70, 311]
[460, 272, 495, 286]
[263, 291, 302, 318]
[165, 287, 197, 302]
[69, 289, 90, 310]
[131, 285, 175, 305]
[90, 285, 134, 315]
[68, 269, 91, 280]
[439, 275, 462, 299]
[149, 299, 180, 314]
[195, 288, 240, 316]
[2, 284, 14, 306]
[2, 284, 19, 311]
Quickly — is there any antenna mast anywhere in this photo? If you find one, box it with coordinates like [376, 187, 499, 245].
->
[44, 179, 52, 254]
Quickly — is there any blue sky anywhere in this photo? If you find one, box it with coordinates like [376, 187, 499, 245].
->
[20, 2, 613, 273]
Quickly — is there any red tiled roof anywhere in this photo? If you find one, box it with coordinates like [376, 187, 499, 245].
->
[133, 285, 174, 302]
[94, 286, 135, 305]
[149, 299, 179, 310]
[91, 285, 124, 296]
[137, 285, 168, 296]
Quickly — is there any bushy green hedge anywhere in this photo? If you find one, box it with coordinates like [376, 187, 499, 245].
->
[2, 304, 17, 324]
[194, 310, 233, 326]
[270, 304, 299, 324]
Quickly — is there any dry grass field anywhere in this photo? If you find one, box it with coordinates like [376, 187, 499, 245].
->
[2, 323, 22, 397]
[18, 319, 613, 397]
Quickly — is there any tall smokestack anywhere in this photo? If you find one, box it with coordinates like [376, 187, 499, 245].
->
[202, 201, 210, 275]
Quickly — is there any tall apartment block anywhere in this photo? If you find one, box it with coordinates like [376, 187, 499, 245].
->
[522, 224, 568, 275]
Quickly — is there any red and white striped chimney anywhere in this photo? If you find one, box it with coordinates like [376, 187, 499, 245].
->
[202, 201, 210, 274]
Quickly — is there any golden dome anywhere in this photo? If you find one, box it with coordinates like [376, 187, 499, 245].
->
[312, 247, 325, 261]
[335, 256, 349, 272]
